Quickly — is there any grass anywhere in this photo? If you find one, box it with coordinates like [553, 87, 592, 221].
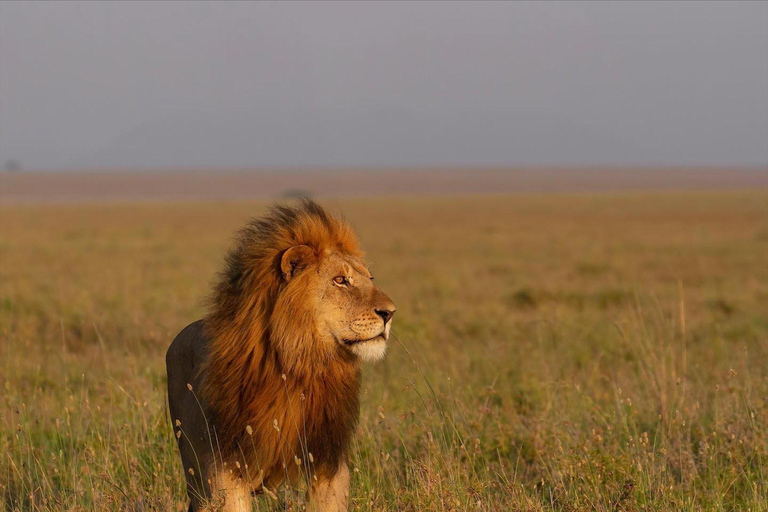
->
[1, 190, 767, 511]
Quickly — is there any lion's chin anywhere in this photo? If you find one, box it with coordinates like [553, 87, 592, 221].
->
[346, 335, 388, 363]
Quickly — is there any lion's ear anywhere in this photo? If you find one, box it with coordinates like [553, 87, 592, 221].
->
[280, 245, 316, 281]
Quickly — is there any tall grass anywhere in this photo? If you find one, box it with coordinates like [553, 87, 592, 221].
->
[2, 191, 767, 510]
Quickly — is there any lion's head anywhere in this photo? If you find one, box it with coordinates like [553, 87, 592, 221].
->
[276, 243, 395, 363]
[208, 199, 395, 368]
[200, 199, 395, 479]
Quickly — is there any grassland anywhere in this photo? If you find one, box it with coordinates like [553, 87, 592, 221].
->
[1, 191, 767, 511]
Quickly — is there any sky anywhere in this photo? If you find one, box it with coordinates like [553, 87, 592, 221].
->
[0, 1, 766, 171]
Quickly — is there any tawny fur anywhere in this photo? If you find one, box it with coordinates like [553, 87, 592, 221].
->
[201, 200, 364, 485]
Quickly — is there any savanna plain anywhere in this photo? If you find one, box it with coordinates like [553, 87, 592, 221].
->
[1, 191, 767, 511]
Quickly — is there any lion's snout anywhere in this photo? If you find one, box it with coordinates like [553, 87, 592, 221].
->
[374, 304, 395, 325]
[350, 316, 388, 339]
[350, 294, 396, 341]
[372, 290, 396, 325]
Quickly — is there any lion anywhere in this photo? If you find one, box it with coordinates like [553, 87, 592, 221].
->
[166, 199, 395, 512]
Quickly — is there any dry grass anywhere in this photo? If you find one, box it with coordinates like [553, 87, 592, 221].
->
[1, 190, 767, 511]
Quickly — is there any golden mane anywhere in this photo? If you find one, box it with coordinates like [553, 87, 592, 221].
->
[201, 199, 364, 484]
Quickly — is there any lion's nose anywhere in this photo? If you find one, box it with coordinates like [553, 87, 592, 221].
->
[375, 307, 395, 325]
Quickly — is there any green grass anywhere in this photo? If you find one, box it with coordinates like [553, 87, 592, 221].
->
[1, 191, 767, 511]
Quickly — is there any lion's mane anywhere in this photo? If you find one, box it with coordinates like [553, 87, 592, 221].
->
[201, 199, 364, 483]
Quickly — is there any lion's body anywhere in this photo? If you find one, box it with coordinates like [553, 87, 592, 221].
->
[167, 201, 395, 511]
[166, 319, 356, 511]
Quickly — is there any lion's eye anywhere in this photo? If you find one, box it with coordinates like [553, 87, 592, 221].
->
[333, 276, 349, 286]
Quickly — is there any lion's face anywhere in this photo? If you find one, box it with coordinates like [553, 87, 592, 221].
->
[315, 252, 396, 362]
[280, 246, 396, 363]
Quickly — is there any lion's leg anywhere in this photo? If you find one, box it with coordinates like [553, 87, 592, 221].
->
[190, 471, 252, 512]
[208, 471, 253, 512]
[308, 463, 350, 512]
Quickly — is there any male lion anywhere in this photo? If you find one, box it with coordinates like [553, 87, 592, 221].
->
[166, 200, 395, 511]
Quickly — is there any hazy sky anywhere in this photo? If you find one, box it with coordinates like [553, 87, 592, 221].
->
[1, 1, 766, 170]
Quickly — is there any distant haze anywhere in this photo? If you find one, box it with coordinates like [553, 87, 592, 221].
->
[1, 1, 767, 171]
